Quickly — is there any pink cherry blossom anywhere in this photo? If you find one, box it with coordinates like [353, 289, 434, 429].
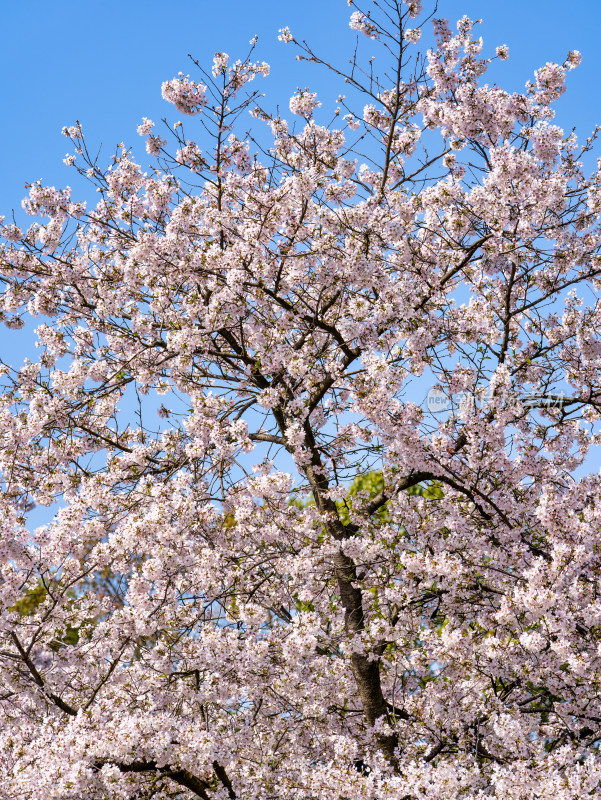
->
[0, 3, 600, 799]
[289, 89, 321, 117]
[278, 26, 293, 43]
[161, 73, 207, 115]
[349, 10, 378, 39]
[404, 27, 421, 43]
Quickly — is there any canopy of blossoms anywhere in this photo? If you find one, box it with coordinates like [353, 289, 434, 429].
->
[1, 1, 601, 798]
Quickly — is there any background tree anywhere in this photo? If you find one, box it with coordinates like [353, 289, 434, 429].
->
[1, 1, 601, 798]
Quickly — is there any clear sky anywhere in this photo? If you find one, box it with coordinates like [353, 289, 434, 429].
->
[2, 0, 600, 386]
[1, 0, 600, 501]
[1, 0, 600, 220]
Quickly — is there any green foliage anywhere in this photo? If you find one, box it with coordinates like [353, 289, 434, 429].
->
[336, 471, 443, 525]
[11, 580, 86, 649]
[10, 580, 47, 617]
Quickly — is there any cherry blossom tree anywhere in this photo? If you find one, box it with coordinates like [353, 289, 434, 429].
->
[2, 1, 601, 797]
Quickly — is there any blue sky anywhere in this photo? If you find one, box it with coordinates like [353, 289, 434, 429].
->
[1, 0, 600, 504]
[2, 0, 599, 370]
[1, 0, 600, 220]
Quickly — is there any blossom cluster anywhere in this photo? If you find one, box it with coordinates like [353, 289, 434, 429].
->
[161, 73, 208, 114]
[289, 89, 321, 117]
[0, 3, 600, 800]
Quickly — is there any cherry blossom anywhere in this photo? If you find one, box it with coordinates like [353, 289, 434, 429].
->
[349, 10, 379, 39]
[161, 73, 208, 115]
[404, 28, 421, 43]
[278, 26, 293, 43]
[289, 89, 321, 117]
[1, 2, 601, 799]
